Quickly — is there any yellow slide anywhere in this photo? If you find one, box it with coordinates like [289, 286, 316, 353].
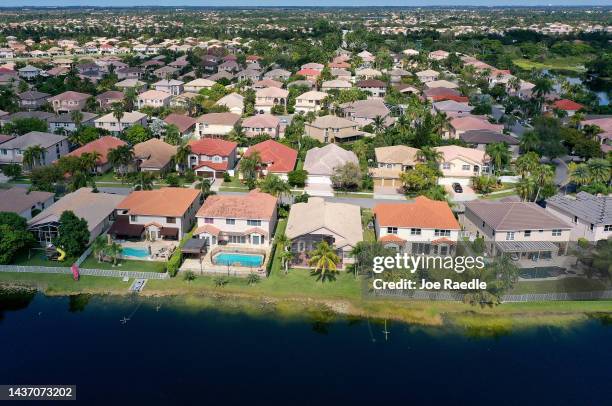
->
[56, 248, 66, 262]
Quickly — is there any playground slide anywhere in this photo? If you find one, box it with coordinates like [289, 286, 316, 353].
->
[56, 248, 66, 262]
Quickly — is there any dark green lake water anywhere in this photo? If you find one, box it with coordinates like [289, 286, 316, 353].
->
[1, 291, 611, 405]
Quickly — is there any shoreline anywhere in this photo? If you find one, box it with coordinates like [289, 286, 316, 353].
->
[3, 277, 612, 333]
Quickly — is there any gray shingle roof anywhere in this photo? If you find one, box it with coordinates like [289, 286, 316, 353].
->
[465, 200, 571, 231]
[546, 192, 612, 225]
[1, 131, 67, 149]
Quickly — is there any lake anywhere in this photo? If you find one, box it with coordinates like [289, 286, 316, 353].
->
[1, 291, 612, 405]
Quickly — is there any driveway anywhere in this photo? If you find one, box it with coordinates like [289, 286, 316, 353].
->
[445, 184, 478, 202]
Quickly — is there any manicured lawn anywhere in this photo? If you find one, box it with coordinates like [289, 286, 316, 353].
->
[512, 57, 589, 73]
[482, 189, 518, 200]
[93, 172, 121, 182]
[0, 272, 129, 294]
[509, 278, 609, 295]
[11, 249, 76, 267]
[80, 256, 166, 273]
[334, 191, 374, 199]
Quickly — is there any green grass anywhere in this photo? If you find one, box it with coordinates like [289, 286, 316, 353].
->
[80, 256, 166, 273]
[509, 278, 608, 295]
[11, 249, 77, 267]
[334, 191, 374, 199]
[482, 189, 518, 200]
[512, 57, 589, 73]
[0, 272, 129, 294]
[93, 172, 121, 182]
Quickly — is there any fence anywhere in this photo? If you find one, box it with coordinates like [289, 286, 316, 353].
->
[0, 265, 169, 280]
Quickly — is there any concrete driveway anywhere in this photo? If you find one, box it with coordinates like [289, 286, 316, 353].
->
[446, 184, 478, 202]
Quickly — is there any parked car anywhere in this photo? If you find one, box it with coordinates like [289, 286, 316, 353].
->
[452, 183, 463, 193]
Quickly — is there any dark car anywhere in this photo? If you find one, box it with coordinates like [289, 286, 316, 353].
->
[452, 183, 463, 193]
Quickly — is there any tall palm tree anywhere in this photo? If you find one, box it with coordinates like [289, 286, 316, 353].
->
[308, 240, 340, 282]
[107, 242, 123, 266]
[228, 124, 247, 146]
[532, 164, 555, 202]
[416, 146, 443, 167]
[515, 152, 540, 179]
[239, 150, 261, 189]
[279, 250, 294, 275]
[508, 76, 521, 94]
[533, 76, 553, 100]
[92, 235, 108, 262]
[123, 88, 137, 111]
[107, 144, 134, 177]
[485, 142, 511, 175]
[80, 151, 101, 173]
[111, 102, 125, 126]
[516, 176, 536, 202]
[519, 131, 540, 153]
[22, 145, 46, 170]
[174, 142, 191, 175]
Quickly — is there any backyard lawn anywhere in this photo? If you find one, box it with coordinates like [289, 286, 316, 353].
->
[512, 57, 589, 73]
[80, 256, 167, 273]
[11, 249, 76, 267]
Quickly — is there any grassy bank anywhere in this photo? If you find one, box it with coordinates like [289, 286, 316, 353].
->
[512, 57, 588, 73]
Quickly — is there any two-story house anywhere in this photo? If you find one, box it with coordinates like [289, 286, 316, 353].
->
[110, 188, 202, 241]
[18, 91, 50, 110]
[369, 145, 421, 191]
[242, 114, 281, 138]
[153, 79, 184, 96]
[374, 196, 460, 255]
[0, 131, 68, 168]
[137, 90, 171, 109]
[194, 190, 278, 248]
[195, 112, 241, 139]
[545, 192, 612, 242]
[461, 200, 572, 261]
[294, 91, 328, 114]
[304, 115, 369, 143]
[94, 111, 148, 134]
[435, 145, 490, 186]
[48, 91, 90, 114]
[254, 87, 288, 114]
[188, 138, 238, 179]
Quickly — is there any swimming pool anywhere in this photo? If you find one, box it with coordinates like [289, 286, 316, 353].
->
[519, 267, 565, 279]
[122, 247, 150, 259]
[213, 252, 264, 267]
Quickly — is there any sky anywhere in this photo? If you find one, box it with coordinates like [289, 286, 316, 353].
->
[4, 1, 612, 7]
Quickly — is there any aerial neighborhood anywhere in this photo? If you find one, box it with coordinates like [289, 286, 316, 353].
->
[0, 7, 610, 301]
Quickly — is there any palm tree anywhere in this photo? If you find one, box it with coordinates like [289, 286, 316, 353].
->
[228, 124, 247, 146]
[279, 250, 294, 275]
[533, 76, 553, 100]
[508, 76, 521, 94]
[239, 150, 261, 189]
[123, 88, 137, 111]
[258, 174, 291, 203]
[372, 115, 386, 135]
[132, 171, 155, 190]
[71, 110, 84, 128]
[416, 146, 443, 167]
[533, 164, 555, 202]
[174, 142, 191, 175]
[111, 102, 125, 126]
[515, 152, 540, 179]
[81, 151, 101, 173]
[586, 158, 611, 185]
[485, 142, 511, 175]
[199, 178, 212, 194]
[308, 240, 340, 282]
[92, 235, 108, 262]
[22, 145, 46, 170]
[519, 131, 540, 153]
[569, 163, 591, 186]
[107, 242, 123, 266]
[107, 144, 134, 177]
[516, 176, 536, 202]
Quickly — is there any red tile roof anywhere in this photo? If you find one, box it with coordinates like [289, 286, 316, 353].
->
[373, 196, 460, 230]
[188, 138, 237, 156]
[196, 189, 277, 220]
[553, 99, 584, 111]
[193, 161, 229, 171]
[296, 68, 321, 77]
[244, 139, 297, 173]
[117, 187, 201, 217]
[379, 234, 406, 243]
[66, 136, 126, 165]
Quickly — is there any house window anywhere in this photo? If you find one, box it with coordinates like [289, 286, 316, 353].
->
[166, 217, 176, 224]
[552, 229, 562, 237]
[524, 230, 531, 237]
[434, 229, 451, 237]
[442, 163, 451, 170]
[573, 216, 578, 223]
[387, 227, 398, 234]
[204, 218, 214, 224]
[506, 232, 515, 240]
[226, 218, 236, 225]
[604, 225, 612, 232]
[130, 215, 137, 222]
[252, 235, 261, 245]
[462, 164, 471, 171]
[590, 224, 594, 231]
[247, 219, 262, 226]
[228, 235, 246, 244]
[410, 228, 421, 235]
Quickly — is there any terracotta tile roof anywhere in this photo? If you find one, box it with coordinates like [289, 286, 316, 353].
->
[48, 91, 90, 102]
[66, 136, 126, 165]
[435, 145, 487, 165]
[296, 68, 321, 77]
[117, 188, 201, 217]
[196, 189, 277, 220]
[193, 224, 221, 236]
[242, 114, 280, 129]
[245, 139, 297, 173]
[193, 161, 229, 171]
[188, 138, 237, 156]
[379, 234, 406, 243]
[373, 196, 460, 230]
[450, 115, 504, 132]
[553, 99, 584, 111]
[164, 113, 197, 133]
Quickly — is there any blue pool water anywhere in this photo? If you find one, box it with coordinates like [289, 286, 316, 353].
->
[122, 247, 149, 258]
[213, 252, 263, 267]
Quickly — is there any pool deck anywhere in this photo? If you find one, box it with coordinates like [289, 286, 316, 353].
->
[119, 240, 177, 262]
[180, 245, 270, 277]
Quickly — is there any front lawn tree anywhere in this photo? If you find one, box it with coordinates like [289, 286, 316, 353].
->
[331, 162, 361, 191]
[53, 211, 90, 257]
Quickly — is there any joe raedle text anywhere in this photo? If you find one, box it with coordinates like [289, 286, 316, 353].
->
[371, 253, 487, 291]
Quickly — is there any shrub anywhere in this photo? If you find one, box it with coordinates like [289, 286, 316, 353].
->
[214, 277, 228, 287]
[184, 169, 195, 183]
[183, 270, 197, 282]
[247, 272, 260, 285]
[165, 173, 181, 187]
[166, 250, 183, 277]
[288, 169, 307, 187]
[223, 172, 232, 182]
